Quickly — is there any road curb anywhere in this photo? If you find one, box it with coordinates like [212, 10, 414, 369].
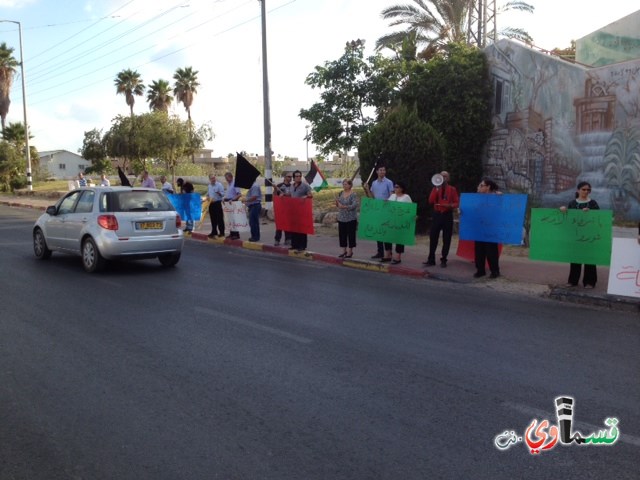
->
[549, 287, 640, 312]
[189, 233, 428, 279]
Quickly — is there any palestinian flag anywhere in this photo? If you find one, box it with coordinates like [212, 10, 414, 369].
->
[304, 160, 328, 192]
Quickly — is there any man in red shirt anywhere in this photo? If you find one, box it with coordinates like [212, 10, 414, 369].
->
[424, 171, 459, 268]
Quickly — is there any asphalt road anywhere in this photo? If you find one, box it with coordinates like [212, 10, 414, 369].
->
[0, 205, 638, 480]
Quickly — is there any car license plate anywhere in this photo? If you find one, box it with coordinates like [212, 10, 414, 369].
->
[137, 221, 163, 230]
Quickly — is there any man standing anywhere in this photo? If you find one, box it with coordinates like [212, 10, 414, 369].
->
[223, 172, 242, 240]
[363, 165, 394, 260]
[141, 170, 156, 188]
[290, 170, 313, 252]
[274, 173, 293, 246]
[206, 174, 225, 238]
[243, 181, 262, 242]
[425, 171, 459, 268]
[159, 175, 174, 194]
[77, 172, 88, 187]
[99, 174, 110, 187]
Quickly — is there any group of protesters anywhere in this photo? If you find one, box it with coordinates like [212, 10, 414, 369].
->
[337, 165, 610, 288]
[142, 164, 633, 291]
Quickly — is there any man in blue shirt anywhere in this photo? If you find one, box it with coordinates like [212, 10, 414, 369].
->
[363, 165, 394, 260]
[243, 181, 262, 242]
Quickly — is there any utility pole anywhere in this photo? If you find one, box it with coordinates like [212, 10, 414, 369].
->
[1, 20, 32, 191]
[259, 0, 273, 208]
[467, 0, 496, 48]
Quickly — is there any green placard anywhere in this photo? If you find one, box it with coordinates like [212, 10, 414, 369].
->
[357, 197, 417, 245]
[529, 208, 612, 265]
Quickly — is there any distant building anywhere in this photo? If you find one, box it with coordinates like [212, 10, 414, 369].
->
[193, 148, 229, 171]
[39, 150, 89, 179]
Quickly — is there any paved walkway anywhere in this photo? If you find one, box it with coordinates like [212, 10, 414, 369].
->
[2, 193, 638, 312]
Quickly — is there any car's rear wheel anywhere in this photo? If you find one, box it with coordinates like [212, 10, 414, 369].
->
[33, 228, 52, 260]
[82, 238, 105, 273]
[158, 252, 181, 267]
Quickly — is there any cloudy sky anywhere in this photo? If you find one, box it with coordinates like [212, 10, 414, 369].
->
[0, 0, 637, 162]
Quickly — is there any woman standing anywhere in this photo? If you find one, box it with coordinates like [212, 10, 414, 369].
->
[559, 181, 599, 288]
[386, 182, 412, 265]
[336, 179, 358, 258]
[474, 178, 501, 279]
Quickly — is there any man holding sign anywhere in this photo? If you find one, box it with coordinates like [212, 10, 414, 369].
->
[363, 165, 394, 261]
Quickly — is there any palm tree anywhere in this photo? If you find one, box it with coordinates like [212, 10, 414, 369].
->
[173, 67, 199, 122]
[376, 0, 471, 56]
[114, 69, 145, 117]
[147, 79, 173, 112]
[173, 67, 200, 163]
[0, 42, 19, 131]
[376, 0, 533, 57]
[2, 120, 27, 145]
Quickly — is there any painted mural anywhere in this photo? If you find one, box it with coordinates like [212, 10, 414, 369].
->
[484, 39, 640, 221]
[576, 10, 640, 67]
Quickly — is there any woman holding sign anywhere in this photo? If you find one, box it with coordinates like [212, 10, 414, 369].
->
[336, 179, 358, 258]
[387, 182, 412, 265]
[559, 181, 599, 288]
[474, 178, 501, 279]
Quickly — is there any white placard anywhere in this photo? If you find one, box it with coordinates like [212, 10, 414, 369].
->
[607, 238, 640, 298]
[223, 201, 250, 232]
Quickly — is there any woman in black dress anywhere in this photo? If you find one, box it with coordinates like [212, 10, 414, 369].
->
[559, 181, 599, 288]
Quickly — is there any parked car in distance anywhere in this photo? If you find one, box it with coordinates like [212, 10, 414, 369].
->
[33, 187, 184, 272]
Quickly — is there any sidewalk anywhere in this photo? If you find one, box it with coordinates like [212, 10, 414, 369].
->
[2, 193, 637, 312]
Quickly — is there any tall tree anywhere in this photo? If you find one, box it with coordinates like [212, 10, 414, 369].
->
[401, 42, 493, 193]
[300, 40, 378, 158]
[358, 104, 445, 228]
[173, 67, 199, 122]
[79, 128, 111, 174]
[1, 121, 38, 171]
[114, 69, 145, 117]
[376, 0, 470, 56]
[0, 42, 19, 131]
[376, 0, 534, 56]
[173, 67, 200, 162]
[147, 79, 173, 113]
[0, 140, 25, 191]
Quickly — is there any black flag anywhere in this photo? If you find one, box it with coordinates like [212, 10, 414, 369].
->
[234, 153, 261, 189]
[118, 166, 131, 187]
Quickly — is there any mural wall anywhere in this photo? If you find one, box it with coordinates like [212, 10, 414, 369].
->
[576, 10, 640, 67]
[484, 39, 640, 221]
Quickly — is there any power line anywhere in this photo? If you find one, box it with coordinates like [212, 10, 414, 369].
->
[27, 0, 297, 108]
[26, 0, 255, 104]
[28, 3, 190, 85]
[27, 0, 136, 63]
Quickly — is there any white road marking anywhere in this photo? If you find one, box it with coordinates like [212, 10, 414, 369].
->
[194, 306, 312, 344]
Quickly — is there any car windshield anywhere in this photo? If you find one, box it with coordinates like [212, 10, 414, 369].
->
[102, 191, 175, 212]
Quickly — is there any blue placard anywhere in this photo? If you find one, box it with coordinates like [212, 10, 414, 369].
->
[459, 193, 528, 244]
[167, 193, 202, 222]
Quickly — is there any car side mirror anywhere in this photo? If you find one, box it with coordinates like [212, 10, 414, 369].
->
[46, 206, 58, 215]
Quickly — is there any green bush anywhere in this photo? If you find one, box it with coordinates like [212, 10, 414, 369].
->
[359, 105, 445, 231]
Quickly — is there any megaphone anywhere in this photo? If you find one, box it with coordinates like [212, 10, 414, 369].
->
[431, 173, 444, 186]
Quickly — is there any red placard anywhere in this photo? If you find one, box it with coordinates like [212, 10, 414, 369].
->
[273, 195, 314, 235]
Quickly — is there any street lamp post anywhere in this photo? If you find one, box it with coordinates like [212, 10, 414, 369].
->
[258, 0, 272, 208]
[305, 125, 309, 164]
[1, 20, 32, 191]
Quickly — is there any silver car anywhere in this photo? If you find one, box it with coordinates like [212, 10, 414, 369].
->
[33, 187, 184, 272]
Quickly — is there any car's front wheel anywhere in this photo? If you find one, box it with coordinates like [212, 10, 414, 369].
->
[82, 237, 106, 273]
[158, 252, 181, 267]
[33, 228, 52, 260]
